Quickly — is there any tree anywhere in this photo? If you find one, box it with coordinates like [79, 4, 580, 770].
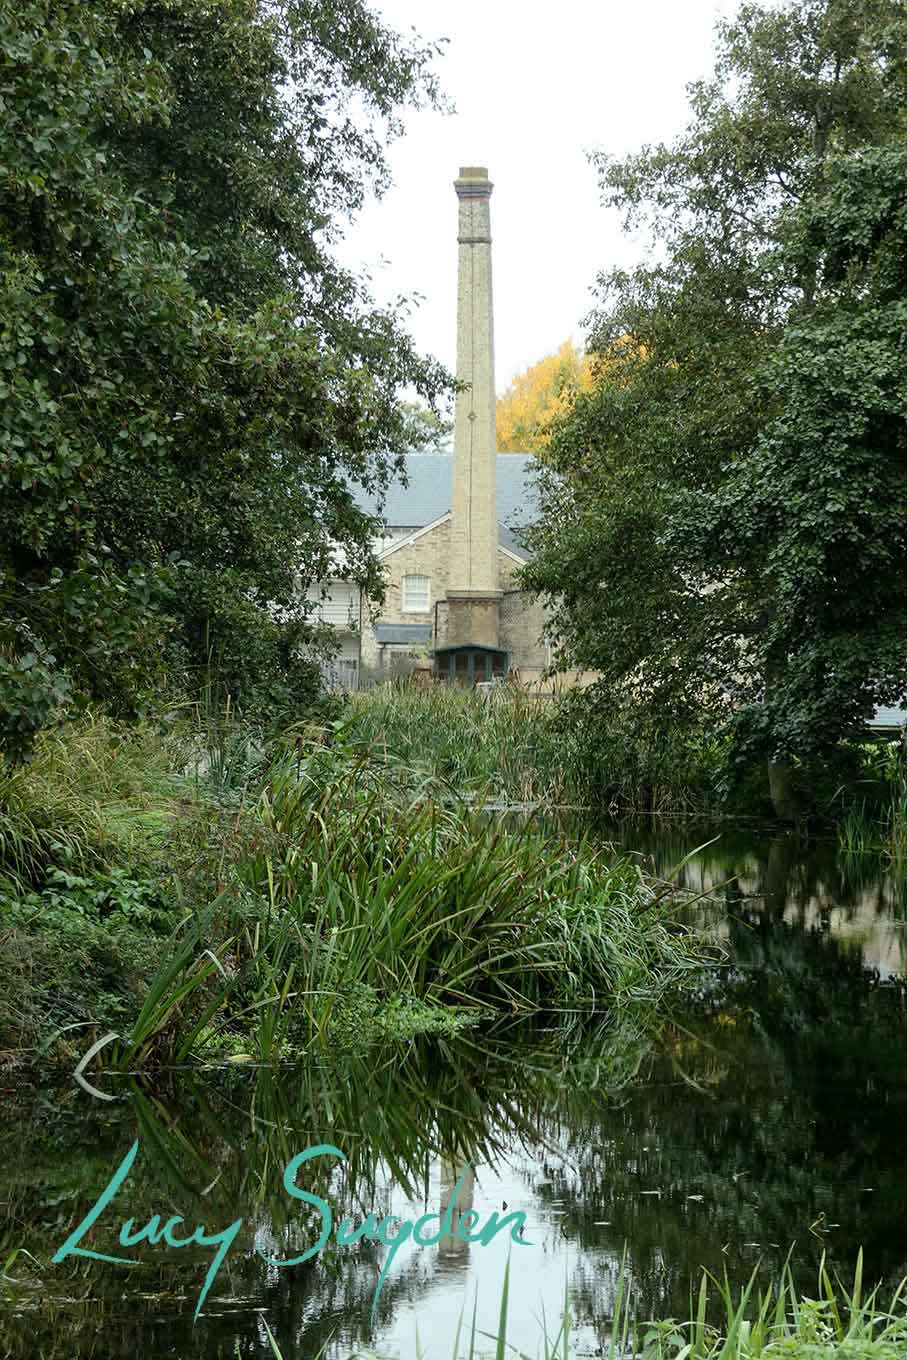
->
[521, 0, 907, 818]
[399, 401, 453, 450]
[0, 0, 450, 759]
[496, 340, 594, 453]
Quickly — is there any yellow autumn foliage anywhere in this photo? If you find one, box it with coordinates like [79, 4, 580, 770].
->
[496, 340, 596, 454]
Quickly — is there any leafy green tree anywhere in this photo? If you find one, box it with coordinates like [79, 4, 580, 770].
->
[523, 0, 907, 818]
[399, 401, 453, 450]
[0, 0, 449, 759]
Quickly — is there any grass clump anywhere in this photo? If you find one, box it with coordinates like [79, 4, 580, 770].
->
[111, 739, 701, 1068]
[0, 713, 189, 890]
[250, 743, 698, 1015]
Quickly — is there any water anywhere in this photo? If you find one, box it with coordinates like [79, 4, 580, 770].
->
[3, 824, 907, 1358]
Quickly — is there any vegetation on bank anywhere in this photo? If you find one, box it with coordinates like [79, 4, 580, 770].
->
[0, 710, 702, 1073]
[2, 683, 904, 1080]
[835, 739, 907, 864]
[342, 684, 907, 829]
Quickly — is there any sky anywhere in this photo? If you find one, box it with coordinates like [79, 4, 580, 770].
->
[334, 0, 739, 396]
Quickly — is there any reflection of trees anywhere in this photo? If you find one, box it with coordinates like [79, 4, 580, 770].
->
[0, 1018, 651, 1358]
[538, 845, 907, 1325]
[606, 816, 907, 929]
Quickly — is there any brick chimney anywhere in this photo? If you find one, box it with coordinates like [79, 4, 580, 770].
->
[446, 165, 501, 649]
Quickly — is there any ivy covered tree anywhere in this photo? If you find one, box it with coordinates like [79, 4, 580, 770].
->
[0, 0, 450, 758]
[522, 0, 907, 818]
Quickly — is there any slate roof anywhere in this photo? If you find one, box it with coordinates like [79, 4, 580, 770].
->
[374, 623, 433, 645]
[350, 451, 539, 560]
[869, 705, 907, 729]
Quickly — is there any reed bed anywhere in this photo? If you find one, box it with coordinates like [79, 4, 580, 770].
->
[115, 739, 703, 1067]
[343, 684, 571, 803]
[342, 684, 725, 813]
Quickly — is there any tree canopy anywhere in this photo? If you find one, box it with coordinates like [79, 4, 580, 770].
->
[0, 0, 450, 758]
[522, 0, 907, 813]
[399, 401, 453, 451]
[496, 340, 594, 454]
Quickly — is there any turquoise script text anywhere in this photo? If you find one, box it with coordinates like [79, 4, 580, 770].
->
[52, 1141, 531, 1321]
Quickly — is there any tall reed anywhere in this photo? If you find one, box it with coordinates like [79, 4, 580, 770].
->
[343, 685, 726, 813]
[344, 684, 570, 803]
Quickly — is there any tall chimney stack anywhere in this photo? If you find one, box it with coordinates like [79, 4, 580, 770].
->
[446, 165, 501, 649]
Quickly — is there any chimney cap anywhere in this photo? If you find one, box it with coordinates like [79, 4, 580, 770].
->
[454, 166, 493, 200]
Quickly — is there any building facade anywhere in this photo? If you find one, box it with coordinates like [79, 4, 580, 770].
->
[308, 450, 553, 687]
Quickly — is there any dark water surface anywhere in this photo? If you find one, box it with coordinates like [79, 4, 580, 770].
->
[3, 824, 907, 1358]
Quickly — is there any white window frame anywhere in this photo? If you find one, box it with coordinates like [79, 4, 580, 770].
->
[401, 574, 431, 613]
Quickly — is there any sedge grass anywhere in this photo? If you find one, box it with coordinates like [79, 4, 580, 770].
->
[237, 745, 702, 1013]
[101, 738, 704, 1068]
[0, 713, 190, 889]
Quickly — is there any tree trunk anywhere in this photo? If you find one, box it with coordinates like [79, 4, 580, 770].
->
[767, 757, 799, 824]
[763, 641, 799, 823]
[764, 831, 797, 915]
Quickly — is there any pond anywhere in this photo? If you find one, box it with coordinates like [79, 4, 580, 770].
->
[3, 823, 907, 1358]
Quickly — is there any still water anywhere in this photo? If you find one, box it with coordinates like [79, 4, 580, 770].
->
[3, 824, 907, 1358]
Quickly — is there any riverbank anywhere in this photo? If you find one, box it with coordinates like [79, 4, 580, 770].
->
[0, 711, 702, 1076]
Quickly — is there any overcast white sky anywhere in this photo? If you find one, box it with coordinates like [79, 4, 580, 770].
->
[334, 0, 738, 395]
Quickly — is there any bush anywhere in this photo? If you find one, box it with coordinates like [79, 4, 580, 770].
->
[0, 627, 71, 766]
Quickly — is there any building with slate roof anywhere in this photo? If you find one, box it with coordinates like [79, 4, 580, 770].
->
[307, 167, 572, 689]
[307, 448, 553, 687]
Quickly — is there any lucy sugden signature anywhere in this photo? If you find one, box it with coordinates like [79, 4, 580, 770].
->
[52, 1141, 531, 1321]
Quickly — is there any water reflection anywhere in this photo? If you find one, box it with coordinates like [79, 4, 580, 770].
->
[610, 820, 907, 977]
[438, 1157, 475, 1261]
[3, 826, 907, 1358]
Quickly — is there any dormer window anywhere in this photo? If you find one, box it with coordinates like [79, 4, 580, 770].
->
[402, 574, 431, 613]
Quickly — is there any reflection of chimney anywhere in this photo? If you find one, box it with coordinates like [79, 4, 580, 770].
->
[447, 166, 501, 649]
[438, 1156, 475, 1260]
